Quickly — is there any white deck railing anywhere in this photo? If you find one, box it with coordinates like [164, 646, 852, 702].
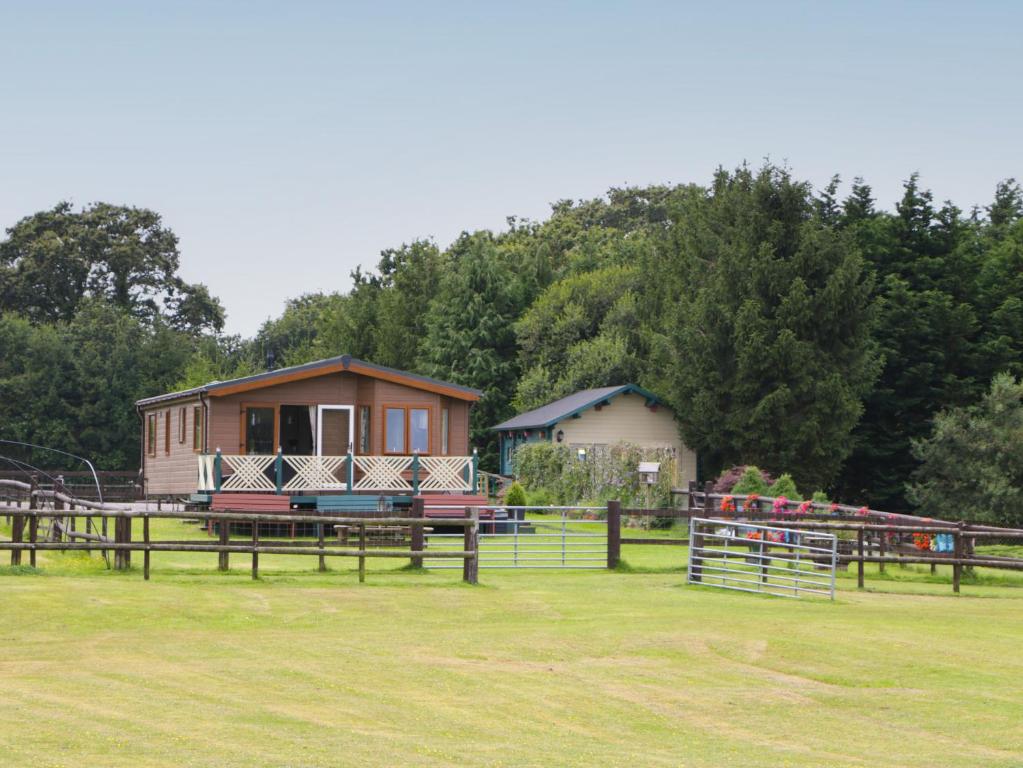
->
[197, 451, 477, 495]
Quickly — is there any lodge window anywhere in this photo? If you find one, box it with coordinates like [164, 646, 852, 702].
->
[178, 407, 187, 444]
[384, 406, 431, 455]
[192, 406, 203, 452]
[243, 405, 277, 454]
[147, 414, 157, 457]
[165, 410, 171, 455]
[385, 408, 405, 453]
[358, 405, 371, 453]
[441, 408, 449, 455]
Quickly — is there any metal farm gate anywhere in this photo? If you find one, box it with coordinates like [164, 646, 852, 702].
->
[687, 518, 838, 599]
[424, 506, 607, 570]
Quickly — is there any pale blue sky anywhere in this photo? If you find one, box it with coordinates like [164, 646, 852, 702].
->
[1, 1, 1019, 336]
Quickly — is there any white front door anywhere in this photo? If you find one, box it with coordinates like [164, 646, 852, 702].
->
[317, 405, 355, 456]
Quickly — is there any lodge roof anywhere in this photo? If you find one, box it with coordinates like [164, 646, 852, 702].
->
[490, 384, 666, 431]
[135, 355, 483, 407]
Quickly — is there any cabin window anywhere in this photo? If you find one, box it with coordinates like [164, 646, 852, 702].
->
[165, 410, 171, 454]
[178, 407, 187, 444]
[192, 406, 203, 452]
[385, 408, 405, 453]
[410, 408, 429, 454]
[384, 406, 431, 454]
[441, 408, 449, 455]
[147, 414, 157, 457]
[358, 406, 370, 453]
[244, 406, 276, 454]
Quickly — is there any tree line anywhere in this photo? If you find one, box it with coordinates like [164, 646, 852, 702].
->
[1, 164, 1021, 518]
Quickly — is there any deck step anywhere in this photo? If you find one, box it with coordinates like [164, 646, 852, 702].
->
[211, 493, 291, 513]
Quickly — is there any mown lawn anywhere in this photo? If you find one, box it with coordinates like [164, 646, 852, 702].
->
[1, 519, 1022, 767]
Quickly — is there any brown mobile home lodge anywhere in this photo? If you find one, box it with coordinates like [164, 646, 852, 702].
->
[136, 355, 483, 514]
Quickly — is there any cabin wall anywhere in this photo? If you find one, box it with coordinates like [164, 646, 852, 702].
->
[206, 372, 470, 458]
[141, 399, 202, 496]
[209, 372, 359, 454]
[554, 393, 697, 484]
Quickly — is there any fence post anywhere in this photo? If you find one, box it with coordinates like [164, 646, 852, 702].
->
[317, 518, 326, 572]
[411, 452, 421, 496]
[10, 510, 24, 566]
[470, 448, 478, 493]
[124, 516, 133, 570]
[607, 500, 621, 569]
[857, 527, 865, 589]
[28, 512, 38, 568]
[251, 518, 260, 580]
[346, 449, 354, 494]
[411, 496, 425, 568]
[116, 517, 125, 570]
[463, 507, 479, 584]
[54, 476, 67, 541]
[702, 481, 714, 516]
[274, 448, 284, 495]
[953, 522, 964, 594]
[878, 529, 886, 574]
[358, 522, 367, 584]
[214, 448, 223, 493]
[686, 480, 696, 515]
[143, 515, 151, 581]
[218, 519, 229, 572]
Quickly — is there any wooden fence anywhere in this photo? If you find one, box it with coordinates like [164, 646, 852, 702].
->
[607, 483, 1023, 594]
[0, 504, 480, 584]
[0, 470, 139, 502]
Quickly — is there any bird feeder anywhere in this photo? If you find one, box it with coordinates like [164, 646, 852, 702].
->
[638, 461, 660, 485]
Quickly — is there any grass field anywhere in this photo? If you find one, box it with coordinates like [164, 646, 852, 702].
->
[2, 519, 1023, 767]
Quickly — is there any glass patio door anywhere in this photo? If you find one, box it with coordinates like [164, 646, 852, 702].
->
[317, 405, 354, 456]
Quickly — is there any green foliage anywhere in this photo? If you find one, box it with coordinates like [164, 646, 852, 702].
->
[909, 373, 1023, 526]
[504, 481, 527, 508]
[811, 490, 831, 504]
[513, 441, 677, 507]
[5, 167, 1023, 511]
[666, 164, 881, 492]
[511, 441, 566, 490]
[731, 466, 771, 496]
[767, 473, 801, 500]
[420, 233, 523, 470]
[0, 301, 191, 469]
[0, 202, 223, 334]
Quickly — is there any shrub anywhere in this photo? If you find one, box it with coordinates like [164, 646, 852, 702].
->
[512, 441, 679, 507]
[525, 487, 555, 506]
[731, 466, 771, 496]
[513, 442, 568, 490]
[767, 473, 801, 500]
[504, 481, 527, 508]
[713, 465, 776, 493]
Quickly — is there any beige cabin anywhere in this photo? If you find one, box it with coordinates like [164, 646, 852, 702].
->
[491, 384, 696, 483]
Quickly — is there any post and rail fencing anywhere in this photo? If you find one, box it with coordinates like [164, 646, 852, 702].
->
[0, 504, 480, 584]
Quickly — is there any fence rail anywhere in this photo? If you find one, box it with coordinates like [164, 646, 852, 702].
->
[0, 505, 479, 584]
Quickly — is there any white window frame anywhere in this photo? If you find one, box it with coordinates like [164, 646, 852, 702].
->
[316, 405, 355, 456]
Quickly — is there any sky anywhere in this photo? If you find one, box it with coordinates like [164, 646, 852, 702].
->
[0, 1, 1020, 337]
